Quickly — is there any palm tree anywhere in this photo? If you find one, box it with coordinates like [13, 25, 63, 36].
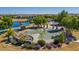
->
[6, 28, 14, 43]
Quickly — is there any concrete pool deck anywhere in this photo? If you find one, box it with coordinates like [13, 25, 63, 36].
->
[26, 29, 62, 43]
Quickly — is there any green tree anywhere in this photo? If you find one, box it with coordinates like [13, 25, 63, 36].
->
[33, 16, 48, 28]
[2, 16, 13, 28]
[42, 16, 48, 28]
[56, 10, 68, 23]
[0, 21, 7, 29]
[61, 16, 72, 28]
[51, 15, 57, 21]
[59, 32, 66, 43]
[61, 16, 79, 29]
[73, 16, 79, 29]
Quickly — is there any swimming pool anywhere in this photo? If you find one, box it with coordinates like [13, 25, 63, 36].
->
[0, 21, 31, 33]
[12, 21, 31, 28]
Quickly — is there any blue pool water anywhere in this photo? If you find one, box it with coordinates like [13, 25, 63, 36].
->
[0, 21, 31, 33]
[12, 21, 31, 27]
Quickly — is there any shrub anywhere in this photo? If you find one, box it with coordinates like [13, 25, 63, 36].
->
[59, 32, 66, 43]
[34, 44, 41, 50]
[37, 39, 46, 47]
[53, 45, 58, 48]
[65, 29, 72, 37]
[46, 43, 52, 49]
[57, 43, 62, 48]
[53, 39, 59, 45]
[65, 40, 70, 44]
[53, 40, 62, 48]
[23, 41, 33, 49]
[26, 45, 33, 49]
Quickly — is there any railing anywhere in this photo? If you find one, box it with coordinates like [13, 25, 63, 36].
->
[0, 27, 21, 33]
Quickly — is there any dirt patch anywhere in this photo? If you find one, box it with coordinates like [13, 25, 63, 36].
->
[72, 30, 79, 39]
[51, 42, 79, 51]
[0, 33, 25, 51]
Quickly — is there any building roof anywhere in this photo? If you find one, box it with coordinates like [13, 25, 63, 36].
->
[49, 21, 59, 26]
